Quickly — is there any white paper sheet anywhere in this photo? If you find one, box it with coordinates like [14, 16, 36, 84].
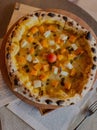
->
[7, 80, 97, 130]
[0, 70, 16, 107]
[7, 99, 80, 130]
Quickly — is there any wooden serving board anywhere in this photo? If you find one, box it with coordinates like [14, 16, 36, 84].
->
[0, 3, 97, 114]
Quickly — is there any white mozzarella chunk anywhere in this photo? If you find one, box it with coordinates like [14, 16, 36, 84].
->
[26, 54, 32, 62]
[26, 82, 31, 87]
[21, 40, 28, 48]
[12, 44, 20, 55]
[66, 62, 73, 69]
[38, 44, 43, 50]
[25, 16, 39, 28]
[16, 26, 25, 41]
[34, 80, 42, 88]
[56, 44, 60, 50]
[53, 66, 58, 74]
[60, 34, 68, 43]
[33, 57, 39, 64]
[71, 44, 78, 50]
[49, 40, 55, 45]
[44, 30, 51, 38]
[60, 71, 69, 76]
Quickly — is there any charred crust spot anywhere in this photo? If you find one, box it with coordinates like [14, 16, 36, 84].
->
[41, 13, 45, 17]
[45, 99, 53, 104]
[14, 77, 19, 86]
[29, 93, 33, 97]
[12, 69, 15, 72]
[9, 72, 12, 77]
[84, 86, 87, 90]
[85, 32, 92, 40]
[92, 64, 96, 70]
[67, 99, 70, 101]
[63, 16, 67, 22]
[56, 100, 64, 106]
[58, 14, 61, 17]
[94, 43, 96, 46]
[36, 98, 40, 102]
[47, 12, 55, 17]
[23, 91, 26, 94]
[70, 102, 75, 105]
[9, 43, 11, 46]
[35, 12, 40, 17]
[68, 21, 73, 26]
[39, 90, 43, 96]
[6, 47, 10, 51]
[22, 17, 28, 21]
[24, 87, 27, 91]
[93, 56, 97, 62]
[30, 14, 33, 16]
[6, 53, 10, 59]
[77, 23, 79, 26]
[11, 31, 15, 38]
[81, 26, 85, 29]
[91, 47, 96, 53]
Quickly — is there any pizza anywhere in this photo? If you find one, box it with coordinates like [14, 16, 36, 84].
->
[5, 10, 97, 107]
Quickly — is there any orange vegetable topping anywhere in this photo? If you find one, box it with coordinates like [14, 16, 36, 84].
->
[74, 48, 84, 55]
[70, 68, 76, 76]
[64, 81, 71, 90]
[42, 64, 49, 72]
[31, 26, 38, 34]
[28, 36, 34, 43]
[51, 80, 59, 87]
[69, 35, 77, 43]
[29, 48, 35, 55]
[30, 69, 38, 76]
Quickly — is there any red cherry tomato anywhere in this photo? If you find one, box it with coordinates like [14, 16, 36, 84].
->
[47, 53, 57, 63]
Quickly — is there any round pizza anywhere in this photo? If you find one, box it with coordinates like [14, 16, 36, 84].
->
[5, 10, 97, 107]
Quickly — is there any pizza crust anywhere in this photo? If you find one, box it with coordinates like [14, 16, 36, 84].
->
[5, 10, 97, 107]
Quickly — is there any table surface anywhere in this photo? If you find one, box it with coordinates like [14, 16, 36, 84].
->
[0, 0, 97, 130]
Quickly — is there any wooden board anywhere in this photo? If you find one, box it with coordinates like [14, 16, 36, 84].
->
[0, 3, 97, 114]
